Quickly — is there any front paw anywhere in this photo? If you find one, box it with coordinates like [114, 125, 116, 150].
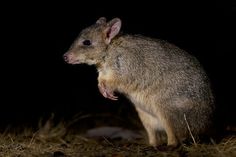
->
[98, 82, 118, 100]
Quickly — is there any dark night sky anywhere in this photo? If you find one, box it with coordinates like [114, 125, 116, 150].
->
[1, 1, 235, 126]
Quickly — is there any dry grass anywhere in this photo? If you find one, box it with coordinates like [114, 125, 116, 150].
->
[184, 136, 236, 157]
[0, 115, 235, 157]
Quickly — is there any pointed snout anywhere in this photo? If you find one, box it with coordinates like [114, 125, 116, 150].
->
[63, 52, 81, 64]
[63, 53, 70, 63]
[63, 52, 75, 64]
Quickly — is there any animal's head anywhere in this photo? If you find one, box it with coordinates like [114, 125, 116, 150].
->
[63, 17, 122, 65]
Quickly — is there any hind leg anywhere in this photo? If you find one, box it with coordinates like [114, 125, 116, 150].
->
[135, 107, 164, 146]
[165, 124, 178, 147]
[158, 115, 179, 147]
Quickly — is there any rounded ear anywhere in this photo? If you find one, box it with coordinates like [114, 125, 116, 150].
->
[96, 17, 107, 25]
[104, 18, 122, 44]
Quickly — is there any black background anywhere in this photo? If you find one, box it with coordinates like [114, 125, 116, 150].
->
[1, 1, 235, 128]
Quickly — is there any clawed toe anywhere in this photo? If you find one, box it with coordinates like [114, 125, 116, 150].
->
[107, 92, 118, 100]
[98, 82, 118, 100]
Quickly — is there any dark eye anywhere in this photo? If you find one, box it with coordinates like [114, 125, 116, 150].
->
[83, 40, 91, 46]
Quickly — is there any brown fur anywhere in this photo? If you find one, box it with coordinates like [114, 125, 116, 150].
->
[64, 17, 215, 147]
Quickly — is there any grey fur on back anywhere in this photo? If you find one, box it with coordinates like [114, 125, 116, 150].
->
[108, 34, 214, 134]
[64, 17, 215, 146]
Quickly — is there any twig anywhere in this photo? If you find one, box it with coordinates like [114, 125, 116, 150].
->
[8, 134, 14, 143]
[184, 114, 197, 146]
[103, 136, 115, 147]
[28, 131, 38, 147]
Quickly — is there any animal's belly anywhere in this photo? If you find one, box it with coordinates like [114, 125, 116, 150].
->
[126, 89, 168, 132]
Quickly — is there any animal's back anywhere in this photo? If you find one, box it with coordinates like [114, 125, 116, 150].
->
[107, 34, 214, 141]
